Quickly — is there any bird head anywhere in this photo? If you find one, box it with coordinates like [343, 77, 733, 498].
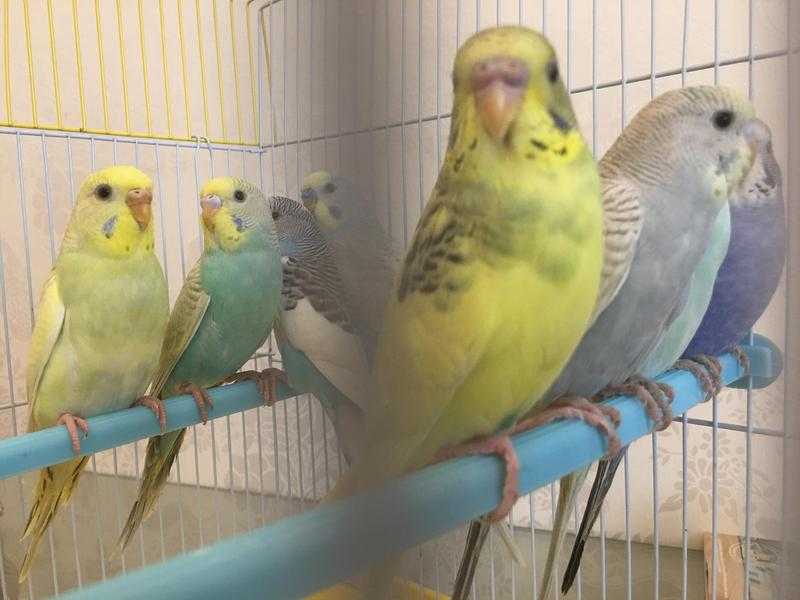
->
[199, 177, 274, 253]
[64, 166, 156, 258]
[299, 170, 362, 233]
[604, 86, 770, 209]
[448, 26, 584, 170]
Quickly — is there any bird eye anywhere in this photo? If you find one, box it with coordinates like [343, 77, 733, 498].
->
[323, 182, 337, 194]
[546, 61, 559, 84]
[234, 189, 246, 202]
[95, 184, 113, 200]
[271, 210, 280, 220]
[328, 205, 342, 219]
[712, 110, 734, 130]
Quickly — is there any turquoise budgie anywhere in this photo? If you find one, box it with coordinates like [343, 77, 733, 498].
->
[20, 166, 169, 581]
[270, 195, 370, 464]
[452, 86, 771, 600]
[300, 170, 401, 363]
[116, 177, 284, 552]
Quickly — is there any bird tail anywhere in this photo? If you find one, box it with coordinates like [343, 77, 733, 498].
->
[561, 452, 625, 595]
[19, 457, 89, 582]
[537, 469, 589, 600]
[452, 519, 491, 600]
[115, 429, 186, 554]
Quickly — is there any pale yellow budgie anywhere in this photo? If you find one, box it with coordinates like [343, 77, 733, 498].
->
[20, 166, 169, 581]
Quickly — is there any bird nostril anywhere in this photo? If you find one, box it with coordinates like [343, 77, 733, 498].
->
[471, 58, 529, 92]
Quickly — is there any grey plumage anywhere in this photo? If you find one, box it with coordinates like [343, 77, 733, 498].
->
[300, 171, 401, 363]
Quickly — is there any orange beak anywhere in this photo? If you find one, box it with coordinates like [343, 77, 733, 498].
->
[471, 57, 529, 142]
[201, 195, 222, 231]
[125, 188, 153, 231]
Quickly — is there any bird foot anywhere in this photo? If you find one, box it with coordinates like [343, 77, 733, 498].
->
[731, 345, 751, 373]
[221, 368, 287, 406]
[434, 434, 519, 522]
[57, 413, 89, 455]
[132, 394, 166, 432]
[673, 355, 722, 401]
[594, 375, 675, 432]
[175, 382, 213, 424]
[512, 395, 622, 458]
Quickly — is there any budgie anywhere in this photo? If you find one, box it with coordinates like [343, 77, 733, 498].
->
[333, 25, 605, 597]
[20, 166, 169, 581]
[116, 177, 284, 552]
[559, 114, 783, 596]
[270, 195, 371, 465]
[300, 171, 401, 363]
[451, 86, 773, 600]
[681, 120, 784, 359]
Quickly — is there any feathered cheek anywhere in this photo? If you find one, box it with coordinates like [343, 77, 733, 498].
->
[101, 215, 118, 239]
[214, 214, 247, 251]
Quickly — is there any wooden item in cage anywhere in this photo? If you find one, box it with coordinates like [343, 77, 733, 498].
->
[704, 532, 780, 599]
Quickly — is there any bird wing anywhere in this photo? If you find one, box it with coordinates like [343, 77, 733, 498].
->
[26, 272, 66, 431]
[593, 176, 643, 321]
[281, 252, 372, 412]
[148, 262, 210, 398]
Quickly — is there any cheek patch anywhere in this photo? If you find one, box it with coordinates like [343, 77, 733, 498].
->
[233, 216, 245, 232]
[102, 215, 118, 239]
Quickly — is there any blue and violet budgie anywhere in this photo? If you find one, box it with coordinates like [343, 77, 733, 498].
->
[21, 167, 170, 581]
[559, 115, 783, 595]
[452, 86, 774, 600]
[270, 195, 372, 465]
[116, 177, 284, 552]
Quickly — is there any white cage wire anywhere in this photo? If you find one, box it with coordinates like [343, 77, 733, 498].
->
[0, 1, 794, 599]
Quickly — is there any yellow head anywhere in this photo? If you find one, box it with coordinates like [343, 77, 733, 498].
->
[62, 166, 155, 259]
[199, 177, 275, 253]
[299, 170, 363, 232]
[447, 26, 587, 180]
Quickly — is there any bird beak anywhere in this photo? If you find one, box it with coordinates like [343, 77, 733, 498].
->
[125, 188, 153, 231]
[201, 195, 222, 231]
[742, 118, 772, 161]
[301, 188, 317, 212]
[471, 57, 530, 142]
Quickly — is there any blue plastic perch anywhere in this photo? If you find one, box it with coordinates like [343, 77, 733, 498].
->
[1, 335, 779, 600]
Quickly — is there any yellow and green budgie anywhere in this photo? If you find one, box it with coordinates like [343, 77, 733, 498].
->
[330, 26, 604, 597]
[116, 177, 284, 553]
[20, 166, 170, 581]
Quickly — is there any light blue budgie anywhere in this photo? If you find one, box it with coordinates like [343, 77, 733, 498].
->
[452, 86, 773, 600]
[271, 195, 372, 465]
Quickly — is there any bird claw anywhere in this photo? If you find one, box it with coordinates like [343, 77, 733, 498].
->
[674, 356, 722, 401]
[175, 382, 213, 424]
[57, 413, 89, 455]
[221, 368, 287, 406]
[731, 345, 751, 373]
[132, 395, 167, 432]
[513, 395, 622, 458]
[434, 434, 519, 522]
[594, 375, 674, 432]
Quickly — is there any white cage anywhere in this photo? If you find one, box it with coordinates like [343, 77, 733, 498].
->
[0, 1, 795, 599]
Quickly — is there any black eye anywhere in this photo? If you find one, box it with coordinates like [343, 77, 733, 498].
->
[95, 184, 113, 200]
[272, 210, 280, 220]
[328, 205, 342, 219]
[712, 110, 734, 130]
[546, 61, 559, 84]
[234, 189, 246, 202]
[323, 182, 336, 194]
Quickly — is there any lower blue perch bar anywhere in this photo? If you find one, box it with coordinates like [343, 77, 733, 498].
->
[0, 336, 780, 600]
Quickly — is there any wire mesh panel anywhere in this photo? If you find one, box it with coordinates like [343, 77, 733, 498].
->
[0, 1, 793, 599]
